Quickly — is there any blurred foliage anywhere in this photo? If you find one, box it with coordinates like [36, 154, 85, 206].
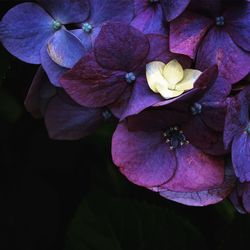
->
[65, 192, 205, 250]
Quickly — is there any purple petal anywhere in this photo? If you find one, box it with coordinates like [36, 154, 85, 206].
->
[201, 102, 227, 132]
[242, 183, 250, 213]
[45, 93, 104, 140]
[160, 144, 224, 192]
[162, 0, 190, 21]
[224, 88, 250, 149]
[160, 165, 236, 206]
[196, 28, 250, 84]
[120, 76, 162, 120]
[88, 0, 134, 26]
[24, 67, 56, 118]
[94, 22, 149, 71]
[47, 29, 86, 68]
[61, 53, 127, 107]
[0, 3, 54, 64]
[112, 122, 176, 188]
[232, 133, 250, 182]
[132, 1, 166, 34]
[199, 77, 232, 103]
[170, 11, 212, 59]
[40, 44, 67, 87]
[146, 34, 192, 67]
[182, 117, 226, 156]
[109, 87, 132, 119]
[225, 3, 250, 51]
[37, 0, 89, 24]
[127, 108, 189, 132]
[71, 29, 93, 52]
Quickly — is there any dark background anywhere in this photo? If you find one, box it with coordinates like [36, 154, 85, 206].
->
[1, 1, 250, 250]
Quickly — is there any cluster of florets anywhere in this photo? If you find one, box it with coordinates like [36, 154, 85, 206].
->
[1, 0, 250, 211]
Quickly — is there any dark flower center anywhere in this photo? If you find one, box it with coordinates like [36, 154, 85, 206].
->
[190, 102, 202, 115]
[163, 126, 189, 150]
[102, 110, 112, 120]
[53, 21, 62, 31]
[125, 72, 136, 84]
[82, 22, 93, 33]
[149, 0, 160, 3]
[215, 16, 225, 26]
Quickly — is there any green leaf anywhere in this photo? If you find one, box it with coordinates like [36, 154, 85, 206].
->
[65, 192, 205, 250]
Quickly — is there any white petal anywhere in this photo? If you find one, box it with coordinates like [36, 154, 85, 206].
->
[163, 59, 184, 88]
[175, 69, 202, 91]
[146, 61, 168, 93]
[157, 83, 184, 99]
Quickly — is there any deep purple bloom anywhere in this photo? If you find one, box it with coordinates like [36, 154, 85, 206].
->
[0, 1, 89, 64]
[131, 0, 190, 34]
[61, 22, 201, 119]
[25, 67, 106, 140]
[111, 103, 235, 206]
[169, 0, 250, 84]
[224, 87, 250, 182]
[153, 76, 231, 156]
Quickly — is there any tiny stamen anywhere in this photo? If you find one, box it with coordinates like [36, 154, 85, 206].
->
[125, 72, 136, 84]
[190, 102, 202, 115]
[163, 126, 189, 150]
[53, 21, 62, 31]
[82, 22, 93, 33]
[216, 16, 225, 26]
[102, 110, 112, 120]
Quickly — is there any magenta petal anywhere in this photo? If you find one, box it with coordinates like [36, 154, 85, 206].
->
[131, 3, 166, 34]
[45, 93, 104, 140]
[160, 166, 236, 206]
[47, 29, 86, 68]
[40, 44, 67, 87]
[120, 77, 162, 120]
[24, 67, 56, 118]
[160, 144, 225, 192]
[196, 28, 250, 84]
[225, 3, 250, 51]
[162, 0, 190, 21]
[94, 22, 149, 71]
[89, 0, 134, 26]
[0, 3, 54, 64]
[37, 0, 89, 24]
[170, 11, 212, 59]
[232, 133, 250, 182]
[112, 123, 176, 188]
[61, 53, 126, 107]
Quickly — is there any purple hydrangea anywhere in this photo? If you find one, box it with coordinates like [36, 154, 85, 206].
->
[111, 94, 236, 206]
[25, 67, 107, 140]
[131, 0, 190, 34]
[169, 0, 250, 84]
[62, 22, 218, 120]
[224, 86, 250, 182]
